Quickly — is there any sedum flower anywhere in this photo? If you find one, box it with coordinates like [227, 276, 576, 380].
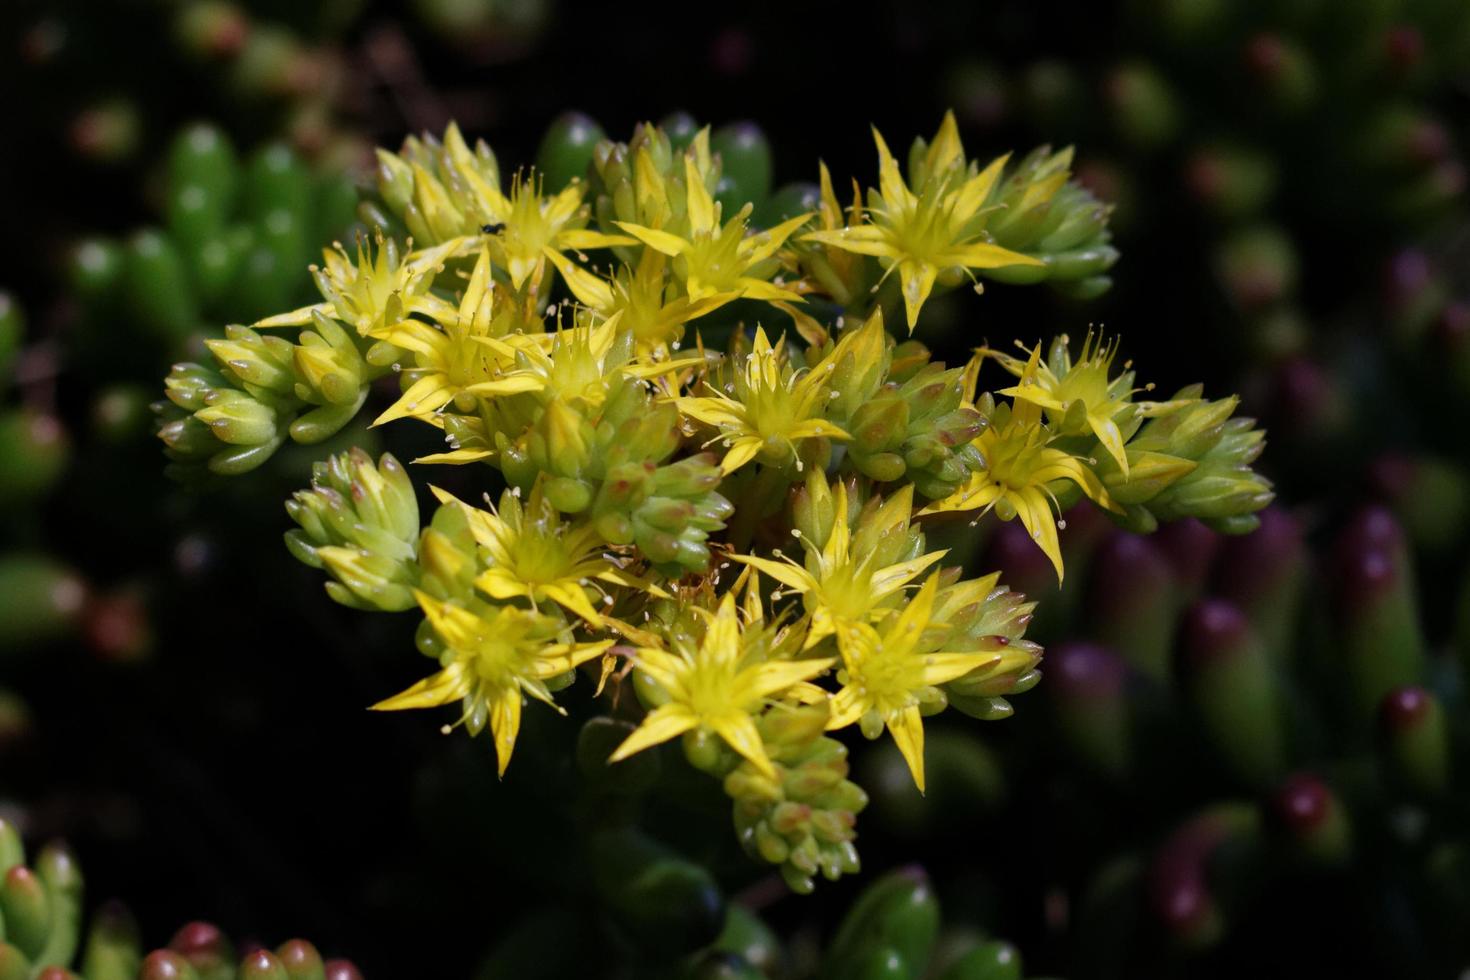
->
[378, 122, 633, 291]
[921, 349, 1116, 581]
[985, 332, 1182, 476]
[435, 485, 654, 627]
[469, 313, 677, 411]
[256, 234, 457, 344]
[825, 576, 1003, 792]
[372, 247, 529, 426]
[372, 591, 612, 775]
[481, 172, 634, 291]
[547, 247, 733, 356]
[615, 157, 811, 303]
[677, 326, 849, 474]
[610, 592, 833, 779]
[803, 112, 1043, 331]
[736, 478, 945, 651]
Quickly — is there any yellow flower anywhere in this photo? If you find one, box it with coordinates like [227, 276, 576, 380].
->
[434, 485, 656, 626]
[920, 349, 1117, 582]
[480, 172, 634, 291]
[615, 157, 811, 303]
[802, 111, 1043, 331]
[676, 326, 849, 474]
[372, 247, 532, 426]
[371, 590, 611, 775]
[256, 234, 461, 339]
[825, 576, 1001, 792]
[468, 313, 690, 412]
[546, 248, 735, 357]
[984, 332, 1185, 476]
[380, 122, 632, 292]
[609, 591, 833, 779]
[735, 479, 945, 651]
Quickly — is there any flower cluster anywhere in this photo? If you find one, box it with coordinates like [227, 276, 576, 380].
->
[158, 112, 1271, 889]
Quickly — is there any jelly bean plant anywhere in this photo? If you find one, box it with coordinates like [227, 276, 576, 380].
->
[155, 110, 1272, 892]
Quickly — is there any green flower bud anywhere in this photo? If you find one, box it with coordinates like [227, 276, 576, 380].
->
[285, 450, 421, 611]
[726, 703, 867, 894]
[206, 326, 297, 394]
[195, 389, 280, 446]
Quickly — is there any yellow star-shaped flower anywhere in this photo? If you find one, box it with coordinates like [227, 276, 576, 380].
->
[826, 576, 1007, 792]
[803, 111, 1044, 331]
[610, 591, 833, 779]
[371, 591, 611, 775]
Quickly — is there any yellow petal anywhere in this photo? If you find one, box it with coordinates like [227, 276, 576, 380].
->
[535, 639, 615, 677]
[950, 152, 1010, 217]
[1011, 486, 1064, 583]
[739, 212, 814, 266]
[826, 686, 866, 730]
[489, 686, 522, 777]
[748, 657, 835, 700]
[373, 374, 455, 426]
[730, 554, 818, 595]
[255, 303, 331, 328]
[941, 242, 1045, 270]
[370, 663, 467, 712]
[735, 278, 806, 303]
[543, 248, 615, 309]
[801, 226, 899, 258]
[1088, 413, 1129, 476]
[719, 436, 764, 475]
[918, 476, 1002, 516]
[888, 705, 928, 793]
[675, 396, 749, 430]
[883, 575, 940, 656]
[474, 566, 531, 602]
[1032, 450, 1120, 513]
[463, 373, 545, 397]
[630, 647, 687, 696]
[872, 125, 916, 211]
[614, 222, 690, 257]
[923, 110, 964, 176]
[413, 448, 495, 465]
[898, 260, 938, 331]
[540, 581, 606, 628]
[920, 652, 1001, 687]
[609, 704, 699, 762]
[786, 418, 851, 442]
[684, 156, 716, 233]
[867, 550, 947, 600]
[557, 229, 639, 250]
[712, 712, 777, 780]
